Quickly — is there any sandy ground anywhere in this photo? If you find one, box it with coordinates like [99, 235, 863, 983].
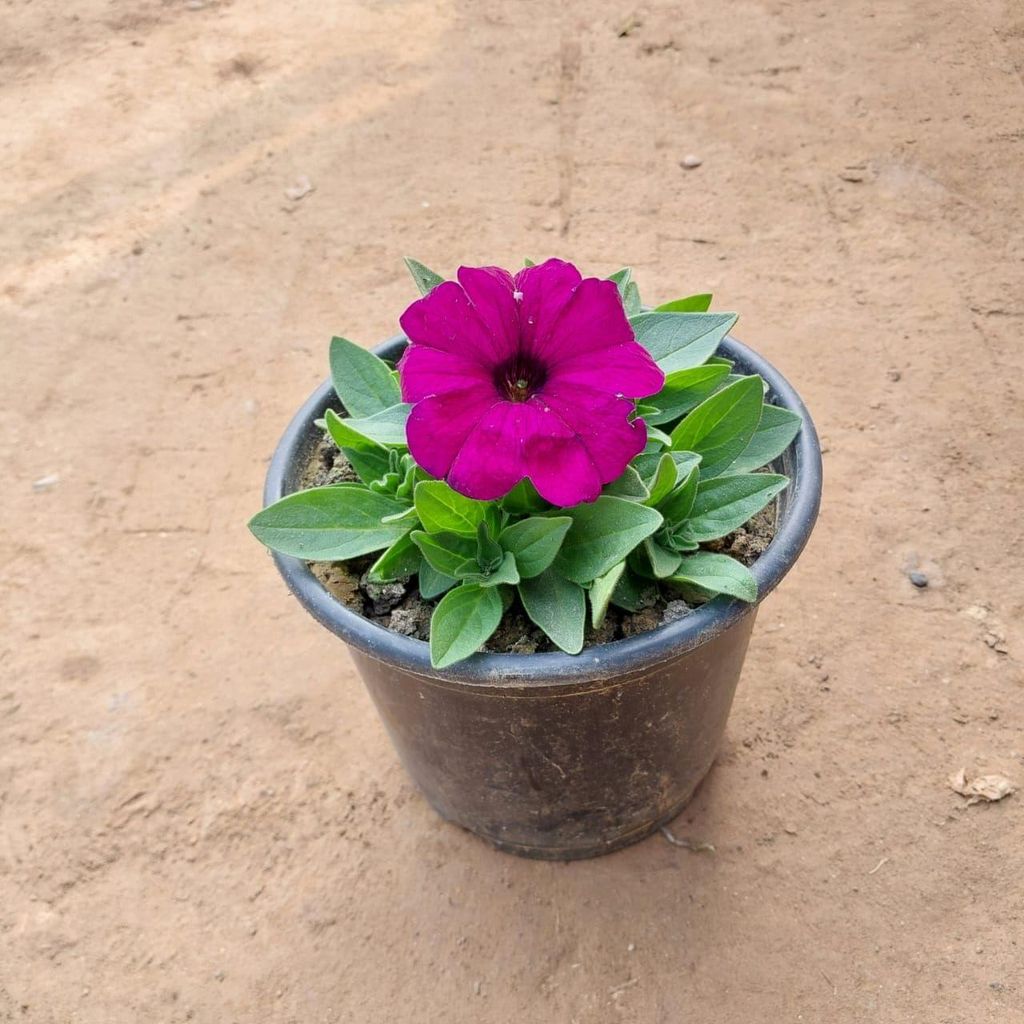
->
[2, 1, 1023, 1021]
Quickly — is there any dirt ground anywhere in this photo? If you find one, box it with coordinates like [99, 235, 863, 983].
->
[2, 1, 1023, 1020]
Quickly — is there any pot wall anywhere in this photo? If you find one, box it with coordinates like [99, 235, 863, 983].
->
[351, 611, 756, 858]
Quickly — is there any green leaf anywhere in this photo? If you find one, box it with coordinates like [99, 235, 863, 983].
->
[669, 375, 764, 477]
[404, 257, 445, 296]
[523, 257, 536, 268]
[668, 552, 757, 603]
[249, 485, 411, 561]
[554, 496, 663, 584]
[629, 311, 737, 373]
[380, 505, 419, 525]
[410, 530, 478, 577]
[622, 280, 642, 317]
[681, 473, 788, 542]
[418, 561, 456, 599]
[323, 408, 391, 484]
[647, 425, 673, 447]
[655, 293, 713, 313]
[643, 537, 682, 579]
[366, 532, 421, 582]
[643, 363, 732, 425]
[499, 516, 571, 579]
[610, 567, 647, 611]
[644, 454, 679, 507]
[607, 267, 632, 296]
[501, 478, 548, 515]
[666, 530, 700, 553]
[518, 570, 586, 654]
[633, 448, 700, 482]
[414, 480, 490, 536]
[603, 465, 649, 501]
[590, 562, 626, 629]
[468, 550, 520, 588]
[476, 522, 504, 572]
[344, 404, 411, 447]
[429, 584, 504, 668]
[730, 405, 802, 472]
[329, 336, 402, 418]
[657, 461, 700, 525]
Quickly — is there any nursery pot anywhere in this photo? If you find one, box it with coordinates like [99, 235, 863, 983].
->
[263, 334, 822, 860]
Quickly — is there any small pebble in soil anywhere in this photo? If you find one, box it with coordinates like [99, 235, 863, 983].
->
[908, 570, 928, 588]
[887, 368, 902, 382]
[32, 473, 60, 492]
[360, 575, 407, 614]
[661, 600, 691, 625]
[680, 154, 703, 169]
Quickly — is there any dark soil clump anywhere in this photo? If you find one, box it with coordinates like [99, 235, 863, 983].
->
[304, 431, 779, 654]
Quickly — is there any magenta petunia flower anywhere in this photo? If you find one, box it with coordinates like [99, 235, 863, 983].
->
[396, 259, 665, 506]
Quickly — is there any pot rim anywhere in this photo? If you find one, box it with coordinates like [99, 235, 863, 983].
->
[262, 333, 822, 686]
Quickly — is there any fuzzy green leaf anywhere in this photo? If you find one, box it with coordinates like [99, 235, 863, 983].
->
[590, 562, 626, 629]
[730, 405, 802, 473]
[414, 480, 490, 536]
[461, 550, 520, 588]
[609, 567, 647, 611]
[554, 496, 663, 584]
[501, 478, 548, 515]
[249, 485, 410, 561]
[608, 267, 632, 299]
[634, 448, 700, 483]
[681, 473, 788, 542]
[366, 532, 421, 582]
[380, 504, 420, 525]
[344, 404, 411, 447]
[647, 426, 673, 447]
[418, 561, 456, 599]
[499, 516, 571, 579]
[323, 408, 391, 484]
[655, 293, 713, 313]
[404, 257, 445, 296]
[657, 460, 700, 526]
[329, 336, 402, 419]
[476, 522, 504, 572]
[410, 530, 478, 577]
[518, 570, 586, 654]
[670, 375, 764, 477]
[622, 280, 642, 317]
[629, 311, 737, 373]
[644, 363, 732, 425]
[668, 552, 757, 603]
[644, 454, 679, 507]
[643, 537, 683, 579]
[429, 584, 503, 668]
[603, 465, 649, 501]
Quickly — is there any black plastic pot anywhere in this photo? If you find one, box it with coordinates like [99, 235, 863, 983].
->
[262, 334, 822, 859]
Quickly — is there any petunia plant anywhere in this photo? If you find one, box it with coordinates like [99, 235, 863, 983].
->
[250, 258, 801, 668]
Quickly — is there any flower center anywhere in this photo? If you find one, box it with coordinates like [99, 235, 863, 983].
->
[494, 354, 547, 402]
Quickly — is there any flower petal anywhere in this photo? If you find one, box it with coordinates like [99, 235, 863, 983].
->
[537, 384, 648, 484]
[514, 258, 582, 357]
[547, 342, 664, 400]
[405, 387, 497, 479]
[446, 401, 544, 500]
[523, 430, 603, 506]
[397, 344, 494, 402]
[534, 277, 635, 365]
[457, 266, 519, 361]
[399, 280, 511, 366]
